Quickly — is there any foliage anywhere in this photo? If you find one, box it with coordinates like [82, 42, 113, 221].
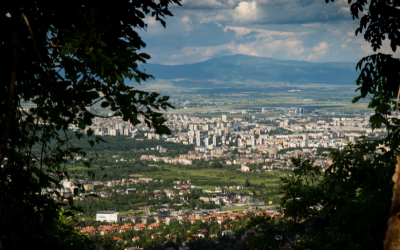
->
[211, 160, 223, 169]
[247, 215, 288, 250]
[250, 141, 394, 250]
[0, 1, 181, 249]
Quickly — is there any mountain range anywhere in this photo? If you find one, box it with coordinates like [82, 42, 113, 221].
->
[142, 54, 359, 86]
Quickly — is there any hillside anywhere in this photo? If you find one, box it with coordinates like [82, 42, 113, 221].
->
[142, 54, 358, 86]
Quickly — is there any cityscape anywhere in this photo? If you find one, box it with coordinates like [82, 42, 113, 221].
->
[2, 1, 399, 250]
[54, 107, 386, 249]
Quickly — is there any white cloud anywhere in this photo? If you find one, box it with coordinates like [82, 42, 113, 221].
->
[168, 35, 316, 64]
[312, 42, 329, 53]
[143, 16, 164, 34]
[306, 42, 329, 60]
[224, 26, 299, 38]
[232, 1, 260, 23]
[339, 7, 350, 14]
[301, 23, 321, 27]
[182, 16, 193, 32]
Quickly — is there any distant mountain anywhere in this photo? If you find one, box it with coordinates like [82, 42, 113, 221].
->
[142, 54, 358, 85]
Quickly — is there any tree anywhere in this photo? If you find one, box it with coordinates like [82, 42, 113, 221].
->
[211, 160, 223, 169]
[190, 226, 200, 235]
[245, 179, 251, 187]
[0, 1, 181, 249]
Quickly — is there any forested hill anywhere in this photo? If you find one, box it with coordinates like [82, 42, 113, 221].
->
[142, 54, 358, 85]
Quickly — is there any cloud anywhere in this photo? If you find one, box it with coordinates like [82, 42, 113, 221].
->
[137, 0, 400, 65]
[191, 0, 351, 25]
[179, 0, 225, 8]
[232, 1, 260, 23]
[182, 16, 193, 32]
[223, 26, 300, 38]
[312, 42, 329, 53]
[162, 29, 322, 65]
[301, 23, 321, 27]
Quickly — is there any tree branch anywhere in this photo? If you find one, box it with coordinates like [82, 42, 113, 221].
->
[21, 12, 67, 99]
[0, 18, 19, 164]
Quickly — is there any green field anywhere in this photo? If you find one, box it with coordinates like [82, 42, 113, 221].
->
[67, 162, 285, 189]
[145, 164, 284, 188]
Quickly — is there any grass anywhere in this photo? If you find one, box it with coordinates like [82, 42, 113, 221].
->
[129, 174, 144, 177]
[139, 164, 284, 189]
[120, 210, 144, 216]
[66, 162, 284, 190]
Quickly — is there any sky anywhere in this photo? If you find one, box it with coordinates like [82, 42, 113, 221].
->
[138, 0, 399, 65]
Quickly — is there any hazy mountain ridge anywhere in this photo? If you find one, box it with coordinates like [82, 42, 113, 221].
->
[143, 54, 358, 85]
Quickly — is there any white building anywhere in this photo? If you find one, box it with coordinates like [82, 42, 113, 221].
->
[222, 115, 227, 122]
[205, 137, 211, 147]
[196, 137, 202, 147]
[96, 211, 120, 222]
[213, 135, 219, 146]
[241, 165, 250, 172]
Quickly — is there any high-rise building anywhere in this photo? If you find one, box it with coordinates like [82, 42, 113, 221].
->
[123, 128, 130, 136]
[108, 128, 119, 136]
[222, 115, 227, 122]
[283, 119, 289, 127]
[238, 138, 242, 147]
[205, 137, 211, 147]
[333, 118, 341, 126]
[224, 128, 229, 135]
[213, 135, 219, 146]
[196, 137, 201, 147]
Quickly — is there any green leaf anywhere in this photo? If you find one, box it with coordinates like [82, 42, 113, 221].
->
[116, 72, 124, 83]
[68, 196, 73, 207]
[78, 120, 86, 130]
[86, 128, 93, 137]
[101, 101, 110, 108]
